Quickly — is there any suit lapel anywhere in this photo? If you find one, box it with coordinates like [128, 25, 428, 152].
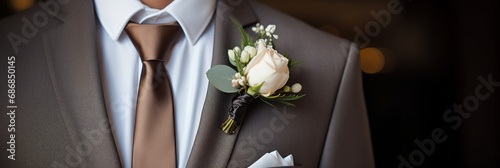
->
[42, 0, 120, 166]
[187, 1, 258, 167]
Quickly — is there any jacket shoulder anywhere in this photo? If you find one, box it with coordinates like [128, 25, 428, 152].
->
[0, 4, 62, 55]
[249, 1, 356, 60]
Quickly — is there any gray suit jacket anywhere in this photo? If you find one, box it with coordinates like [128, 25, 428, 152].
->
[0, 0, 374, 167]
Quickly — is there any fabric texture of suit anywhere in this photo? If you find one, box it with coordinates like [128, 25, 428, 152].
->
[0, 0, 375, 167]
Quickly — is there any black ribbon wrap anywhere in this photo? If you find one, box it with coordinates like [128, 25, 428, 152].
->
[221, 93, 255, 134]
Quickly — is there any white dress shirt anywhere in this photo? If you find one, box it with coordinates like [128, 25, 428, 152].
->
[94, 0, 216, 167]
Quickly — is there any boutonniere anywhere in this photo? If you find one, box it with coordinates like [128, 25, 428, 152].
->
[206, 18, 305, 134]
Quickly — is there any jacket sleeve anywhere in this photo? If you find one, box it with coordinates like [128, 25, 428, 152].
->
[319, 42, 375, 168]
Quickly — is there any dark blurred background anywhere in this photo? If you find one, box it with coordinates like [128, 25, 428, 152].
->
[2, 0, 499, 167]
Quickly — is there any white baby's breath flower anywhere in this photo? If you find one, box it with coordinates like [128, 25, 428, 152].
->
[265, 25, 276, 33]
[235, 73, 241, 78]
[232, 73, 247, 88]
[238, 76, 246, 86]
[231, 79, 239, 88]
[255, 39, 267, 54]
[283, 86, 291, 92]
[252, 25, 259, 33]
[252, 23, 263, 33]
[291, 83, 302, 93]
[273, 34, 279, 39]
[233, 46, 241, 55]
[267, 44, 274, 49]
[244, 46, 257, 58]
[228, 49, 235, 61]
[240, 50, 250, 63]
[266, 32, 272, 38]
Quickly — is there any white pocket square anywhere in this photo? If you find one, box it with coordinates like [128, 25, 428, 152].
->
[248, 150, 294, 168]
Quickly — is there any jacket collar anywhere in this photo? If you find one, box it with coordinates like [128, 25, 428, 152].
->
[187, 0, 258, 167]
[42, 0, 122, 166]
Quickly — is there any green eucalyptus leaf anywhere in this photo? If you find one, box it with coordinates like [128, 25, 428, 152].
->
[206, 65, 239, 93]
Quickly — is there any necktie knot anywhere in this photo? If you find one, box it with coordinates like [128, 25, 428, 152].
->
[126, 22, 182, 62]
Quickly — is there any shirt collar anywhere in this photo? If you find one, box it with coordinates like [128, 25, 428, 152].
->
[94, 0, 216, 45]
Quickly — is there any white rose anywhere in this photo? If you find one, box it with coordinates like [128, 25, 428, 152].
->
[245, 48, 289, 97]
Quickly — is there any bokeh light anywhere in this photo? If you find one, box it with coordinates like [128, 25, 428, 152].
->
[10, 0, 36, 12]
[360, 47, 385, 74]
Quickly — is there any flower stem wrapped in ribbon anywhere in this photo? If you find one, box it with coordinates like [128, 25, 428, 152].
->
[206, 17, 305, 134]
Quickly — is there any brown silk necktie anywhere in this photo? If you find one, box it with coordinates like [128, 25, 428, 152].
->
[126, 22, 181, 168]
